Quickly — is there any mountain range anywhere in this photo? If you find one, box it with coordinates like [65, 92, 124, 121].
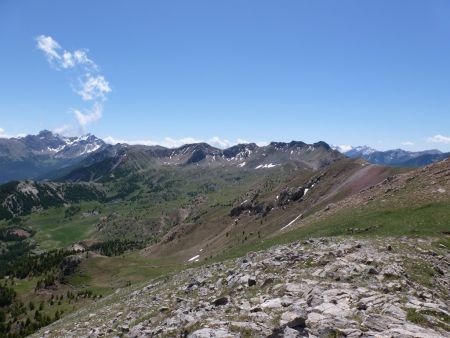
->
[0, 131, 340, 184]
[0, 130, 106, 183]
[333, 144, 450, 167]
[1, 131, 449, 184]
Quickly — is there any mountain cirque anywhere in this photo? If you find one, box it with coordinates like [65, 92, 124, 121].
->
[33, 237, 449, 338]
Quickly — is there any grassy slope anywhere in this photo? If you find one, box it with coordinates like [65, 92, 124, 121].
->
[68, 252, 179, 294]
[67, 194, 450, 294]
[211, 159, 450, 260]
[212, 198, 450, 262]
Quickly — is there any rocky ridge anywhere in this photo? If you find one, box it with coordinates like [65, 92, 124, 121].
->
[33, 237, 449, 337]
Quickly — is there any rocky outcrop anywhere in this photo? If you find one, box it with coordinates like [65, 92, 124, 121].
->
[230, 193, 271, 217]
[277, 174, 323, 206]
[277, 187, 305, 206]
[33, 237, 449, 338]
[59, 255, 83, 276]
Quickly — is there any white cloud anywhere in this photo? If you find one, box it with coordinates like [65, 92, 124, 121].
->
[401, 141, 414, 146]
[103, 136, 265, 149]
[103, 136, 157, 146]
[208, 137, 232, 148]
[0, 128, 26, 139]
[36, 35, 110, 129]
[73, 103, 103, 128]
[36, 35, 61, 63]
[236, 138, 249, 144]
[427, 134, 450, 144]
[104, 136, 202, 148]
[333, 144, 353, 153]
[36, 35, 97, 70]
[61, 49, 97, 70]
[77, 74, 111, 101]
[163, 137, 203, 148]
[256, 141, 269, 147]
[52, 124, 76, 136]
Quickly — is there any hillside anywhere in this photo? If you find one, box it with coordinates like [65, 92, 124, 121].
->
[31, 237, 450, 337]
[1, 144, 450, 338]
[26, 158, 450, 338]
[0, 180, 104, 220]
[142, 158, 397, 263]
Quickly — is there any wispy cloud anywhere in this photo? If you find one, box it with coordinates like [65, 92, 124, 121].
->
[73, 102, 103, 128]
[36, 35, 97, 71]
[427, 134, 450, 144]
[61, 50, 97, 70]
[401, 141, 414, 146]
[36, 35, 61, 63]
[103, 136, 263, 149]
[36, 35, 111, 130]
[52, 125, 74, 136]
[76, 74, 111, 101]
[0, 128, 26, 139]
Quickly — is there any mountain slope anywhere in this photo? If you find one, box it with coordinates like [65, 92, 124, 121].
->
[0, 180, 104, 219]
[29, 158, 450, 337]
[0, 131, 106, 183]
[31, 237, 449, 338]
[285, 157, 450, 237]
[2, 144, 450, 338]
[142, 158, 398, 262]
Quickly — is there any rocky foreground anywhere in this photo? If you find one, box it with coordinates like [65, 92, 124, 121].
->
[35, 237, 449, 338]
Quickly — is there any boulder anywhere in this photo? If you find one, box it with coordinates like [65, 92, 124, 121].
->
[212, 297, 228, 306]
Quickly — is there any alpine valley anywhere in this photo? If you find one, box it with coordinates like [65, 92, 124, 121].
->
[0, 131, 449, 338]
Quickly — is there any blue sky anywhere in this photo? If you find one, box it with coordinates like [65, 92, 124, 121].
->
[1, 0, 450, 150]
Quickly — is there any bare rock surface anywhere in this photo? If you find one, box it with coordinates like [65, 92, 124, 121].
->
[33, 237, 450, 337]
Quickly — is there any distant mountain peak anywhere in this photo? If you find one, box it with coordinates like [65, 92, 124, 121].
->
[333, 144, 449, 167]
[38, 129, 54, 136]
[0, 130, 107, 183]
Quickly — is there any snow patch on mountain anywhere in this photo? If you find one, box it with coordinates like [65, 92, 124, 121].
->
[255, 163, 278, 169]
